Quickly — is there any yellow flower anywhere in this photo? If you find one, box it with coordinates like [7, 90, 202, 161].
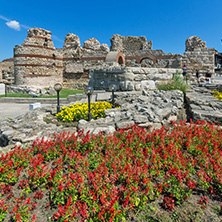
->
[56, 101, 119, 122]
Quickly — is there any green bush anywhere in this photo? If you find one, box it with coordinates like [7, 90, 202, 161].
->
[157, 72, 189, 94]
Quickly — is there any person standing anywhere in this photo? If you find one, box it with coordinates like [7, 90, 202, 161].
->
[196, 69, 200, 84]
[205, 69, 212, 84]
[182, 65, 187, 80]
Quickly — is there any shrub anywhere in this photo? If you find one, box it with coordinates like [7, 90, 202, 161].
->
[213, 90, 222, 101]
[56, 101, 119, 122]
[157, 71, 189, 94]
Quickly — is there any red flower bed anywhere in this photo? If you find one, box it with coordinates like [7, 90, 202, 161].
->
[0, 120, 222, 221]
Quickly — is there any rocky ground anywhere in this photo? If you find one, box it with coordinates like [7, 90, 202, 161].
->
[1, 86, 222, 154]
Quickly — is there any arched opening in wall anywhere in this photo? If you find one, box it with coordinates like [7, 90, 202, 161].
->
[105, 52, 125, 66]
[136, 54, 157, 65]
[118, 56, 124, 65]
[140, 58, 154, 67]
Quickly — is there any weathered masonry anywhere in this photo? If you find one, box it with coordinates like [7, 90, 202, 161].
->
[0, 27, 221, 89]
[182, 36, 215, 76]
[0, 58, 14, 84]
[14, 28, 63, 87]
[89, 67, 182, 91]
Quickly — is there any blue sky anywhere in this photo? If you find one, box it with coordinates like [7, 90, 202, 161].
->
[0, 0, 222, 61]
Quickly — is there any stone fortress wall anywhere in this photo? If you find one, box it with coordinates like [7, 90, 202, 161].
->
[14, 28, 63, 88]
[110, 34, 182, 69]
[0, 27, 220, 90]
[182, 36, 215, 78]
[0, 58, 14, 84]
[56, 34, 110, 89]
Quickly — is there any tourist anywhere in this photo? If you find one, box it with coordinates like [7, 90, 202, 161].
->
[182, 65, 187, 79]
[196, 69, 200, 84]
[205, 69, 212, 84]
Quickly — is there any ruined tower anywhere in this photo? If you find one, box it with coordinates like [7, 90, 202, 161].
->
[14, 27, 63, 87]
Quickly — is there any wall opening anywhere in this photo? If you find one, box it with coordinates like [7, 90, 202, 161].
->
[118, 56, 124, 65]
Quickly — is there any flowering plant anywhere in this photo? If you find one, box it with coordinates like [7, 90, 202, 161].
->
[213, 90, 222, 101]
[56, 101, 119, 122]
[0, 120, 222, 221]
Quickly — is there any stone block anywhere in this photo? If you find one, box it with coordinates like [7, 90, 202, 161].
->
[116, 120, 135, 129]
[167, 69, 178, 74]
[124, 72, 136, 81]
[120, 81, 134, 91]
[0, 83, 5, 95]
[29, 103, 41, 111]
[131, 67, 141, 74]
[117, 73, 135, 81]
[134, 74, 147, 81]
[135, 84, 142, 91]
[141, 80, 156, 90]
[158, 68, 167, 73]
[93, 126, 115, 135]
[148, 68, 158, 74]
[133, 114, 148, 124]
[147, 73, 173, 81]
[96, 93, 111, 101]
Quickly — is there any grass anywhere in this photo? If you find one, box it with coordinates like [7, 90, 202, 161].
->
[157, 72, 189, 94]
[0, 88, 84, 98]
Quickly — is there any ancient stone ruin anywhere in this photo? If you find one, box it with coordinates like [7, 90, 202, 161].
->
[183, 36, 215, 77]
[0, 27, 220, 91]
[0, 58, 14, 84]
[14, 28, 63, 88]
[89, 67, 181, 91]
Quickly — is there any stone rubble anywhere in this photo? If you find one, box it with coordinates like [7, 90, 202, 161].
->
[77, 90, 185, 135]
[1, 86, 222, 154]
[7, 85, 57, 96]
[0, 106, 77, 153]
[186, 85, 222, 124]
[0, 90, 185, 153]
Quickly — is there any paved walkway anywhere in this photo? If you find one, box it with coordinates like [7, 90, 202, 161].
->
[0, 103, 51, 121]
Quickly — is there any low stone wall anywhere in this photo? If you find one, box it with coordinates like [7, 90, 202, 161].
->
[89, 67, 182, 91]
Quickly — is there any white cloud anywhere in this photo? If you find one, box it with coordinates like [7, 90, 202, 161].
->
[0, 15, 10, 22]
[0, 14, 31, 30]
[6, 20, 21, 31]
